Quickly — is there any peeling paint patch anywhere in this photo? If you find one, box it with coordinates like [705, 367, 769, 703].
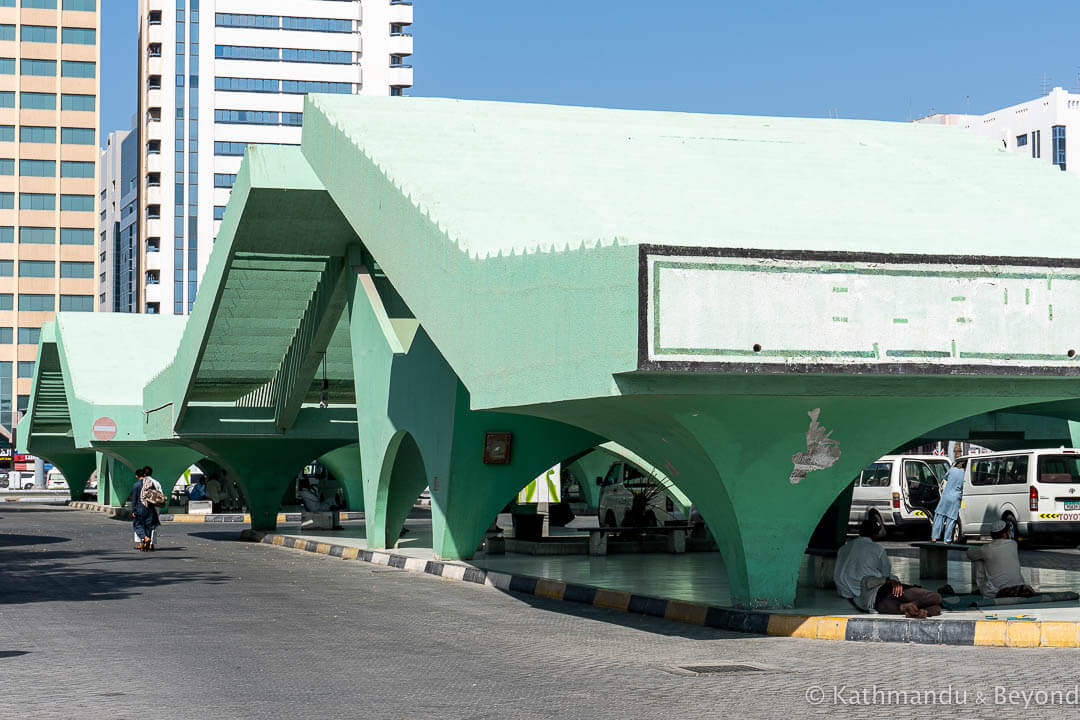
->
[1026, 288, 1031, 305]
[951, 296, 966, 302]
[956, 317, 971, 324]
[832, 316, 848, 323]
[892, 318, 908, 324]
[1049, 304, 1054, 321]
[789, 408, 841, 484]
[1004, 288, 1009, 305]
[832, 287, 848, 293]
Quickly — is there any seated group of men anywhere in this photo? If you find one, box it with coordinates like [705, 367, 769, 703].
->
[834, 518, 1034, 618]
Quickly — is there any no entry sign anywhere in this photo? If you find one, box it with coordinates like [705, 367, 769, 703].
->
[92, 417, 117, 441]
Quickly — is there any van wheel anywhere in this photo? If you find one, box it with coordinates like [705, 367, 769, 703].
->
[866, 511, 886, 539]
[951, 519, 963, 544]
[603, 510, 617, 528]
[1002, 514, 1019, 541]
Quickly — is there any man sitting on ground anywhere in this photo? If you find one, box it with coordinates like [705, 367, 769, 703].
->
[298, 478, 341, 512]
[967, 520, 1036, 598]
[835, 518, 943, 618]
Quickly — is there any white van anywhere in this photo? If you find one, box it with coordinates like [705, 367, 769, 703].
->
[849, 455, 951, 535]
[956, 448, 1080, 541]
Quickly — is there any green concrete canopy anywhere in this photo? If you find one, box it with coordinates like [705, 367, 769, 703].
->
[21, 96, 1080, 608]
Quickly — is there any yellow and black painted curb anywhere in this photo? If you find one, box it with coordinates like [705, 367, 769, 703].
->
[68, 502, 366, 525]
[243, 530, 1080, 649]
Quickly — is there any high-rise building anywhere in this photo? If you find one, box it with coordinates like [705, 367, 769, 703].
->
[99, 122, 138, 312]
[0, 0, 100, 439]
[136, 0, 413, 315]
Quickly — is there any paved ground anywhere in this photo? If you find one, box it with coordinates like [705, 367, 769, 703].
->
[1, 505, 1078, 719]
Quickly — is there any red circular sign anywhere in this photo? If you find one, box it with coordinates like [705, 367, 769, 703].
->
[92, 417, 117, 441]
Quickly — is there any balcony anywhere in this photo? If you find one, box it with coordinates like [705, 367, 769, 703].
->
[145, 218, 161, 238]
[146, 88, 161, 109]
[389, 1, 413, 25]
[388, 65, 413, 88]
[145, 152, 161, 174]
[147, 75, 161, 91]
[145, 185, 161, 205]
[144, 251, 161, 271]
[388, 33, 413, 56]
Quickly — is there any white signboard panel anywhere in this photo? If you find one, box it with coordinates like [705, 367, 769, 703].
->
[642, 249, 1080, 371]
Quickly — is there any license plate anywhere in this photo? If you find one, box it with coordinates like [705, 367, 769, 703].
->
[1065, 500, 1080, 510]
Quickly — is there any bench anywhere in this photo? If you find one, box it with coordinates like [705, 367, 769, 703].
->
[587, 525, 693, 556]
[300, 510, 339, 530]
[911, 541, 983, 578]
[805, 547, 839, 589]
[187, 500, 212, 515]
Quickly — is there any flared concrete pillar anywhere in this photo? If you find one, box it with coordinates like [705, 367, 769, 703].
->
[188, 438, 346, 531]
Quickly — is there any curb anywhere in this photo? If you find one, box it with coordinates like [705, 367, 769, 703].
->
[243, 531, 1080, 648]
[67, 502, 365, 525]
[68, 501, 132, 519]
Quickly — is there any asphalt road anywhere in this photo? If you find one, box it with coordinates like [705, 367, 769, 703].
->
[1, 504, 1077, 719]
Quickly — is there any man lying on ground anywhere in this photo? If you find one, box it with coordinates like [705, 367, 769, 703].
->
[835, 518, 943, 618]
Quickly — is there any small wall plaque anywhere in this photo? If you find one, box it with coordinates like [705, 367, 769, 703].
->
[483, 432, 513, 465]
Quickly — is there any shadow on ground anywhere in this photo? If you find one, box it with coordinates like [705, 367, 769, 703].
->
[0, 546, 228, 605]
[0, 534, 70, 548]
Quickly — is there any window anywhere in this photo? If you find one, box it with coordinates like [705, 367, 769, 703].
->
[215, 13, 279, 29]
[0, 227, 12, 243]
[19, 159, 54, 177]
[282, 112, 303, 126]
[0, 25, 13, 41]
[20, 126, 56, 143]
[18, 327, 40, 345]
[20, 227, 54, 244]
[213, 173, 236, 188]
[20, 58, 56, 76]
[213, 205, 226, 220]
[18, 294, 53, 312]
[61, 93, 95, 111]
[1016, 134, 1027, 147]
[17, 394, 27, 412]
[858, 462, 892, 487]
[214, 109, 278, 125]
[21, 25, 57, 43]
[60, 227, 92, 245]
[61, 127, 95, 144]
[60, 194, 93, 211]
[61, 27, 96, 44]
[22, 0, 58, 7]
[19, 260, 53, 277]
[0, 294, 10, 310]
[1053, 125, 1066, 170]
[17, 361, 34, 378]
[0, 91, 12, 108]
[1033, 129, 1041, 159]
[0, 125, 12, 142]
[215, 76, 278, 93]
[281, 48, 351, 64]
[19, 193, 54, 211]
[60, 261, 92, 278]
[20, 92, 56, 110]
[0, 260, 10, 276]
[282, 16, 352, 33]
[60, 160, 94, 178]
[213, 141, 248, 156]
[281, 80, 351, 94]
[0, 192, 12, 209]
[214, 45, 279, 61]
[0, 58, 12, 75]
[970, 456, 1027, 486]
[61, 60, 96, 78]
[62, 0, 95, 10]
[0, 158, 11, 175]
[0, 328, 10, 344]
[1037, 454, 1080, 483]
[60, 295, 92, 313]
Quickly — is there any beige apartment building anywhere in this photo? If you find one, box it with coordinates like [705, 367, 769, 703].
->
[0, 0, 99, 443]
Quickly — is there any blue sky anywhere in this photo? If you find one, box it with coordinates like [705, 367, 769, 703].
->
[102, 1, 1080, 145]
